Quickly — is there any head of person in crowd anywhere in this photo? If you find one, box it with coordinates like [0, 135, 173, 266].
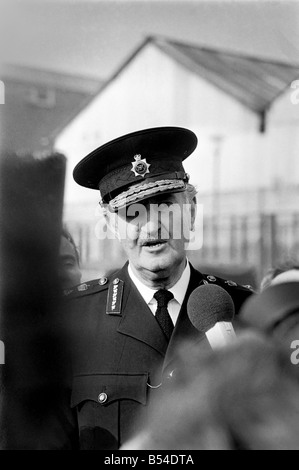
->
[73, 127, 198, 289]
[260, 261, 299, 291]
[121, 332, 299, 450]
[59, 227, 82, 290]
[239, 280, 299, 351]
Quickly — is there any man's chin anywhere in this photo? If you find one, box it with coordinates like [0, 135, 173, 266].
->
[140, 252, 176, 275]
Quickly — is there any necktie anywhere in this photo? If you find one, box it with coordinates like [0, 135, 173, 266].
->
[154, 289, 174, 340]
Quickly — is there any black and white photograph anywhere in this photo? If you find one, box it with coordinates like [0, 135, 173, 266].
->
[1, 0, 299, 453]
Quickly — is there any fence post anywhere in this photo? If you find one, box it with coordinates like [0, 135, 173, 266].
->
[291, 213, 299, 254]
[212, 215, 219, 260]
[259, 214, 269, 280]
[241, 215, 249, 264]
[78, 225, 83, 264]
[269, 213, 279, 268]
[85, 224, 90, 265]
[230, 215, 238, 262]
[259, 213, 279, 279]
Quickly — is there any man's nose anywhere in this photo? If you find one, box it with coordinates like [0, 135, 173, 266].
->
[139, 205, 161, 236]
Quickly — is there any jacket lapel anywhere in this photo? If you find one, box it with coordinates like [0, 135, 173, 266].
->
[115, 264, 168, 357]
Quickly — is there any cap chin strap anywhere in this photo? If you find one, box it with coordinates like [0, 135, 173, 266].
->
[109, 179, 186, 212]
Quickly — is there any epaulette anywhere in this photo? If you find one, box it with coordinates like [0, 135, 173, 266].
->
[202, 273, 255, 293]
[63, 276, 110, 298]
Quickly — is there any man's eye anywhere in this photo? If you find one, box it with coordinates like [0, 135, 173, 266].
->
[64, 261, 75, 268]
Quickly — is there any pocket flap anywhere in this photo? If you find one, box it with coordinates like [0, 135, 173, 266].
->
[71, 373, 148, 408]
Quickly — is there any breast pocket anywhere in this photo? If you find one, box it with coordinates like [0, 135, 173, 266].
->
[71, 373, 148, 450]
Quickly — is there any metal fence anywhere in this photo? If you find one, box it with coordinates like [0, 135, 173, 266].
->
[66, 212, 299, 287]
[199, 213, 299, 279]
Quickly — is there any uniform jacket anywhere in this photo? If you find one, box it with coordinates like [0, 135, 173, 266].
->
[65, 261, 253, 450]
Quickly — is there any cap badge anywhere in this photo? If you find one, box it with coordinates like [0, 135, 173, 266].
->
[131, 154, 150, 177]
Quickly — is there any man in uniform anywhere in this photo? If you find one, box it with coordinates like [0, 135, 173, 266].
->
[66, 126, 253, 450]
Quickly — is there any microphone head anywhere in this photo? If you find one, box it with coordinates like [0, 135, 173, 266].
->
[187, 284, 235, 333]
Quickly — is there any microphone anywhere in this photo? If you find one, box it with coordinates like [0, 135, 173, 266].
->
[187, 284, 236, 350]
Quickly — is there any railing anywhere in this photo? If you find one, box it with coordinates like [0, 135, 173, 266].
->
[66, 212, 299, 286]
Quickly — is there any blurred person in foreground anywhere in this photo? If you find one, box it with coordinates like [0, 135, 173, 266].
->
[260, 261, 299, 291]
[239, 281, 299, 356]
[65, 126, 253, 450]
[121, 332, 299, 450]
[246, 263, 299, 353]
[59, 227, 82, 291]
[0, 150, 78, 449]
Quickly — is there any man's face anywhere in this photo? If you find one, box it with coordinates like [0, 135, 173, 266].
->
[112, 191, 195, 283]
[59, 236, 82, 290]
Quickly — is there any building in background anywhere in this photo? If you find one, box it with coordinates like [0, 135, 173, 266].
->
[0, 63, 102, 154]
[55, 36, 299, 285]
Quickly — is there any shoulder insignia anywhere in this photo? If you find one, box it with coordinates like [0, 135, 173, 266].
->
[106, 278, 124, 315]
[98, 277, 108, 286]
[64, 277, 110, 298]
[202, 273, 253, 292]
[77, 283, 89, 292]
[63, 288, 74, 296]
[225, 280, 238, 287]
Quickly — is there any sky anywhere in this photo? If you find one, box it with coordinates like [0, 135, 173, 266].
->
[1, 0, 299, 207]
[1, 0, 299, 81]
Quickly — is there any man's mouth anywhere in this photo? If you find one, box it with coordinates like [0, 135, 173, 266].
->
[140, 239, 168, 248]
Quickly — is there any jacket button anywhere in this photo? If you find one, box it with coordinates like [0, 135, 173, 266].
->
[98, 392, 108, 404]
[225, 280, 237, 287]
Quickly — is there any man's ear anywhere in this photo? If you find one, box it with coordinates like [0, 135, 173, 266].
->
[190, 196, 197, 231]
[105, 210, 120, 240]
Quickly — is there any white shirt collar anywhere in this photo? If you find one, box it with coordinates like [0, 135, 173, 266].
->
[128, 260, 191, 307]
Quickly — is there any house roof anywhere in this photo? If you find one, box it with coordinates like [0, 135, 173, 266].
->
[1, 64, 103, 153]
[99, 35, 299, 132]
[154, 36, 299, 131]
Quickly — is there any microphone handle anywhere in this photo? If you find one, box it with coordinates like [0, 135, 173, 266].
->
[205, 322, 237, 350]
